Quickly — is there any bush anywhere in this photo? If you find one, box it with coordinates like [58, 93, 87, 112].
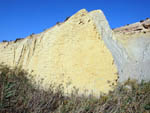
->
[0, 64, 150, 113]
[0, 64, 64, 113]
[64, 16, 70, 22]
[14, 38, 23, 43]
[2, 40, 8, 43]
[56, 22, 61, 25]
[140, 20, 144, 23]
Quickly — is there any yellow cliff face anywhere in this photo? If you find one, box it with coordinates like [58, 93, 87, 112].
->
[0, 9, 118, 96]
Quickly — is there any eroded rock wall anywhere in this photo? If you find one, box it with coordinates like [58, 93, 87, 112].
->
[1, 9, 149, 96]
[0, 9, 118, 96]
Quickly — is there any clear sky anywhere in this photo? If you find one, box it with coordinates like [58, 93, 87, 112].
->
[0, 0, 150, 42]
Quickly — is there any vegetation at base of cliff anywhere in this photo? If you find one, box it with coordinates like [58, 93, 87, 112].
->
[0, 64, 150, 113]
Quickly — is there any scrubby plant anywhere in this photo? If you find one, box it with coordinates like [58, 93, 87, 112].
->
[64, 16, 70, 22]
[56, 22, 61, 25]
[14, 38, 23, 43]
[0, 64, 65, 113]
[2, 40, 8, 43]
[29, 33, 35, 37]
[0, 64, 150, 113]
[140, 20, 144, 23]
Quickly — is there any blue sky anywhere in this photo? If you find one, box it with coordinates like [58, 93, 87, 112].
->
[0, 0, 150, 42]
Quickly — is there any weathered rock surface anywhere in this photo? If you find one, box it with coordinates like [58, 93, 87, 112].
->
[0, 9, 150, 96]
[113, 18, 150, 82]
[0, 9, 118, 96]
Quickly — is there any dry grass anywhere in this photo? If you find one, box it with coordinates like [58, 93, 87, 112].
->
[0, 64, 150, 113]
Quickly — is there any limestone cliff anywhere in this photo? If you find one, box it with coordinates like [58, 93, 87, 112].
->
[0, 9, 118, 96]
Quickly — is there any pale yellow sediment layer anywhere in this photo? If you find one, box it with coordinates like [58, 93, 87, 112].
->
[0, 9, 118, 96]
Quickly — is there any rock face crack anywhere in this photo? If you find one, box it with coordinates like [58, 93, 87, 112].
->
[17, 45, 25, 66]
[32, 39, 37, 56]
[13, 47, 16, 66]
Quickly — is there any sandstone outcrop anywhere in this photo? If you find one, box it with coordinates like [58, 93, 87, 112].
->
[0, 9, 150, 96]
[0, 9, 118, 96]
